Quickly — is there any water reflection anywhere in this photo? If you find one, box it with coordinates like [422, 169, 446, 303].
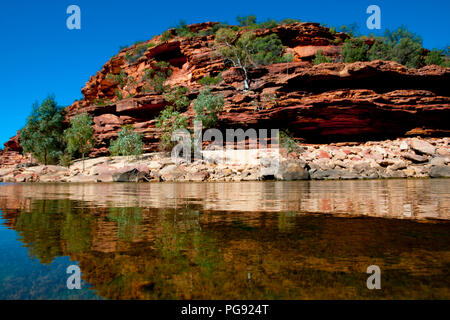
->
[0, 180, 449, 299]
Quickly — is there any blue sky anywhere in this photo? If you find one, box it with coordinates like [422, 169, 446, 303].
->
[0, 0, 449, 146]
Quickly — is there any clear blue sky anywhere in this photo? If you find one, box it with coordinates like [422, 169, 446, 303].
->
[1, 0, 449, 146]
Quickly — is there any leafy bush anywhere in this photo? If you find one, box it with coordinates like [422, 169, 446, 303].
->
[193, 89, 224, 128]
[164, 86, 191, 111]
[341, 38, 369, 62]
[155, 106, 188, 151]
[175, 20, 193, 37]
[280, 130, 301, 154]
[197, 73, 223, 86]
[19, 95, 65, 165]
[64, 113, 95, 170]
[106, 70, 128, 88]
[144, 61, 173, 93]
[313, 50, 332, 64]
[109, 125, 143, 157]
[425, 49, 450, 67]
[125, 43, 154, 64]
[279, 18, 301, 25]
[161, 30, 173, 41]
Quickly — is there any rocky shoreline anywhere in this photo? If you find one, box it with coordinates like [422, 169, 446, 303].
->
[0, 137, 449, 183]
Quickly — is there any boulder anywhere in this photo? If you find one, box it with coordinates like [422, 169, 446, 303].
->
[275, 161, 309, 180]
[430, 165, 450, 178]
[112, 168, 149, 182]
[410, 138, 436, 155]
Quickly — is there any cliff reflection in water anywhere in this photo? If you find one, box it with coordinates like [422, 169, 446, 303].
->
[0, 179, 449, 299]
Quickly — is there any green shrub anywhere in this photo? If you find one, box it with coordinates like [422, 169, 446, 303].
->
[19, 95, 65, 165]
[164, 86, 191, 111]
[106, 70, 128, 88]
[115, 89, 123, 100]
[193, 89, 224, 128]
[367, 38, 391, 61]
[425, 49, 450, 67]
[175, 20, 193, 37]
[109, 125, 143, 157]
[280, 130, 301, 154]
[161, 30, 173, 41]
[279, 18, 301, 25]
[124, 43, 154, 64]
[155, 106, 188, 151]
[313, 50, 332, 64]
[197, 73, 223, 86]
[341, 38, 369, 62]
[144, 61, 173, 93]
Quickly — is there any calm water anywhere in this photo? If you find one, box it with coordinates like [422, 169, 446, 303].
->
[0, 179, 449, 299]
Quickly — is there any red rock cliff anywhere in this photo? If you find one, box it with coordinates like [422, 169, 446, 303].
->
[3, 22, 450, 157]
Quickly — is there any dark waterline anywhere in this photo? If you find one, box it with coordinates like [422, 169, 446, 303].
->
[0, 179, 449, 299]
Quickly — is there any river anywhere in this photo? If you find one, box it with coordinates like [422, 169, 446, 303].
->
[0, 179, 449, 299]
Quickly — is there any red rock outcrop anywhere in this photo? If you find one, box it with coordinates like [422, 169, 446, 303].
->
[3, 22, 449, 157]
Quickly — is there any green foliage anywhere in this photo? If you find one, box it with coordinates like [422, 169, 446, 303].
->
[155, 106, 188, 151]
[164, 86, 191, 111]
[106, 70, 128, 88]
[339, 23, 360, 37]
[125, 43, 155, 64]
[161, 30, 173, 41]
[19, 95, 65, 165]
[250, 34, 286, 65]
[279, 18, 301, 25]
[144, 61, 173, 93]
[175, 20, 193, 37]
[313, 50, 332, 64]
[197, 73, 223, 86]
[280, 130, 301, 154]
[385, 27, 423, 68]
[115, 89, 123, 100]
[109, 125, 143, 157]
[367, 38, 391, 61]
[425, 49, 450, 67]
[193, 89, 224, 129]
[198, 23, 231, 36]
[341, 38, 369, 62]
[59, 152, 73, 168]
[215, 29, 287, 89]
[237, 15, 257, 27]
[64, 113, 95, 168]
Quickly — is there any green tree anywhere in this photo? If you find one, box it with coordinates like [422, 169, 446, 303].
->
[109, 125, 143, 158]
[64, 113, 95, 171]
[237, 15, 257, 27]
[215, 29, 287, 90]
[155, 106, 188, 151]
[313, 50, 332, 64]
[19, 95, 65, 165]
[193, 89, 224, 129]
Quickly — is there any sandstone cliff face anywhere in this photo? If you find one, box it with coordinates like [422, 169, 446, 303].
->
[3, 22, 450, 157]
